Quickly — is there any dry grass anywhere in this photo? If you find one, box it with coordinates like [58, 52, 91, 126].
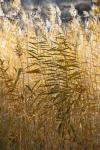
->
[0, 16, 99, 150]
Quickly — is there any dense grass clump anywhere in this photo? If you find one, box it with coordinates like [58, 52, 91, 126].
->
[0, 15, 100, 150]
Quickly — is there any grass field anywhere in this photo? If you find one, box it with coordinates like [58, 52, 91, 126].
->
[0, 14, 100, 150]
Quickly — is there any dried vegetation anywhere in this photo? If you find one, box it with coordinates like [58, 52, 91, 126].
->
[0, 13, 100, 150]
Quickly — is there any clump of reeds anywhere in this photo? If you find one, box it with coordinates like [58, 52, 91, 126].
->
[0, 4, 99, 150]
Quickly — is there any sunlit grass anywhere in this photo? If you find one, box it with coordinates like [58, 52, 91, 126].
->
[0, 15, 99, 150]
